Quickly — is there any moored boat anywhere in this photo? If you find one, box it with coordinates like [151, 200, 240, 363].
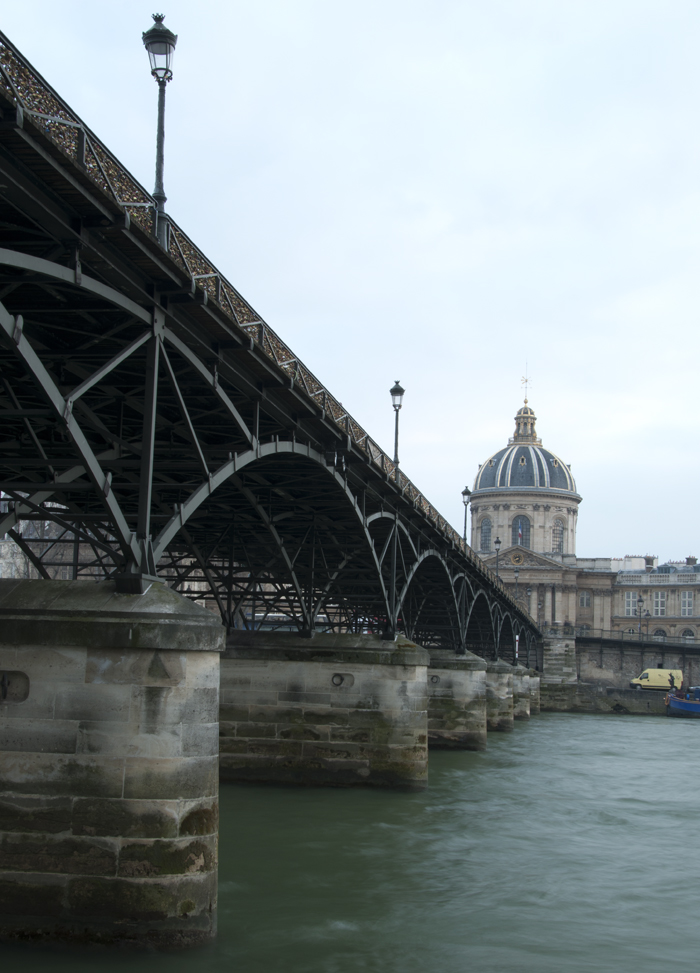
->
[665, 688, 700, 718]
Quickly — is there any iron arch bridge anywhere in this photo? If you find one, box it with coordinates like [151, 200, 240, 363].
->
[0, 32, 539, 662]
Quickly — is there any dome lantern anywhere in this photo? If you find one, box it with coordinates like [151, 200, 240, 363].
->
[512, 398, 541, 444]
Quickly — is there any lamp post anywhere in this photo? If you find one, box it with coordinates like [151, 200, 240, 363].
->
[514, 566, 520, 600]
[494, 536, 501, 578]
[461, 486, 471, 543]
[390, 381, 405, 466]
[636, 594, 644, 637]
[142, 14, 178, 248]
[526, 587, 532, 664]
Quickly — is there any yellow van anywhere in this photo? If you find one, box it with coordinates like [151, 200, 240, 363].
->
[630, 669, 683, 691]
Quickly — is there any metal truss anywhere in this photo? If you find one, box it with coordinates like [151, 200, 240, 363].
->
[0, 29, 540, 662]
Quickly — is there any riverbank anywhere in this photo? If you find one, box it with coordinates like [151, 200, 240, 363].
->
[541, 684, 667, 715]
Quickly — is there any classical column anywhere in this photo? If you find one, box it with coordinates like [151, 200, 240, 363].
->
[553, 584, 564, 625]
[544, 586, 553, 626]
[593, 592, 604, 631]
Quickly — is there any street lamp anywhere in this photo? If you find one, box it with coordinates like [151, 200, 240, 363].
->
[514, 566, 520, 600]
[389, 380, 405, 466]
[142, 14, 178, 248]
[636, 594, 644, 637]
[461, 486, 471, 542]
[494, 536, 501, 578]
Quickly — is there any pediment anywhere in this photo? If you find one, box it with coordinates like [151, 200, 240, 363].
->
[481, 547, 563, 569]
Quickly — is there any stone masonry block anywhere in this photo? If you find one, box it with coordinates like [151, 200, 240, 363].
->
[181, 723, 219, 757]
[0, 795, 72, 834]
[130, 686, 219, 726]
[184, 653, 220, 689]
[123, 755, 218, 801]
[0, 833, 117, 876]
[178, 800, 218, 838]
[0, 752, 124, 798]
[75, 721, 182, 759]
[85, 649, 186, 687]
[72, 798, 180, 840]
[218, 704, 250, 723]
[0, 718, 78, 754]
[118, 834, 216, 878]
[54, 684, 133, 723]
[0, 874, 66, 917]
[66, 871, 217, 922]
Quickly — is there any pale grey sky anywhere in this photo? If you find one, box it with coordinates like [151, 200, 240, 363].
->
[3, 1, 698, 561]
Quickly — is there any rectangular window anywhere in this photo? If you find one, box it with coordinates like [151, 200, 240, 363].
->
[624, 592, 638, 616]
[653, 591, 666, 617]
[681, 591, 694, 617]
[579, 591, 591, 608]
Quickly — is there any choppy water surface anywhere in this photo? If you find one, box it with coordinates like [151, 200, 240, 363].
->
[3, 712, 700, 972]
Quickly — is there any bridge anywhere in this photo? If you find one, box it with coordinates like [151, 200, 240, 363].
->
[0, 31, 537, 658]
[0, 29, 540, 950]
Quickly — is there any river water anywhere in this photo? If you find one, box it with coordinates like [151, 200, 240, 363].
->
[2, 712, 700, 972]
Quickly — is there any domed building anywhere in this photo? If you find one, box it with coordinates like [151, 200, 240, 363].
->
[470, 401, 581, 558]
[468, 400, 699, 645]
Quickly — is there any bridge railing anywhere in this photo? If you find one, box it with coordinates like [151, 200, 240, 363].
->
[548, 626, 697, 650]
[0, 32, 528, 619]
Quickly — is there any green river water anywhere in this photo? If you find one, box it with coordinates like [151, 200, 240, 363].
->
[2, 712, 699, 972]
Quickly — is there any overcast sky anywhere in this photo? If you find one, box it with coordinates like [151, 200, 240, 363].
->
[3, 1, 698, 562]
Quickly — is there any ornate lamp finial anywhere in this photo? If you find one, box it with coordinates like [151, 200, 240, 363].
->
[521, 367, 532, 404]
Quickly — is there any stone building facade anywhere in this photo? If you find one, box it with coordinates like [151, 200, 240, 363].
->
[469, 401, 700, 643]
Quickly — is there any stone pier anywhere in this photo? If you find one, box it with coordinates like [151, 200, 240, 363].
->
[485, 659, 514, 732]
[0, 580, 225, 948]
[512, 665, 531, 720]
[426, 650, 487, 750]
[220, 632, 429, 789]
[529, 669, 541, 714]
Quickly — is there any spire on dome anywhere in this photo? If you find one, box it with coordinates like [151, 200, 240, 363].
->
[512, 399, 541, 444]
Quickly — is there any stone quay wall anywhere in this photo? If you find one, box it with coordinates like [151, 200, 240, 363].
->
[0, 580, 225, 949]
[576, 638, 700, 691]
[541, 684, 667, 716]
[220, 633, 429, 790]
[538, 632, 700, 715]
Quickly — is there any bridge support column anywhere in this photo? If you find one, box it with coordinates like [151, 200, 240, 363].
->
[426, 650, 487, 751]
[512, 664, 531, 720]
[485, 660, 514, 732]
[0, 580, 224, 949]
[220, 632, 429, 789]
[529, 669, 541, 714]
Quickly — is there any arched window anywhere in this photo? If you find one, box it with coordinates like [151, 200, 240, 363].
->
[682, 629, 695, 641]
[511, 515, 530, 549]
[653, 629, 666, 642]
[480, 518, 492, 552]
[552, 518, 565, 553]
